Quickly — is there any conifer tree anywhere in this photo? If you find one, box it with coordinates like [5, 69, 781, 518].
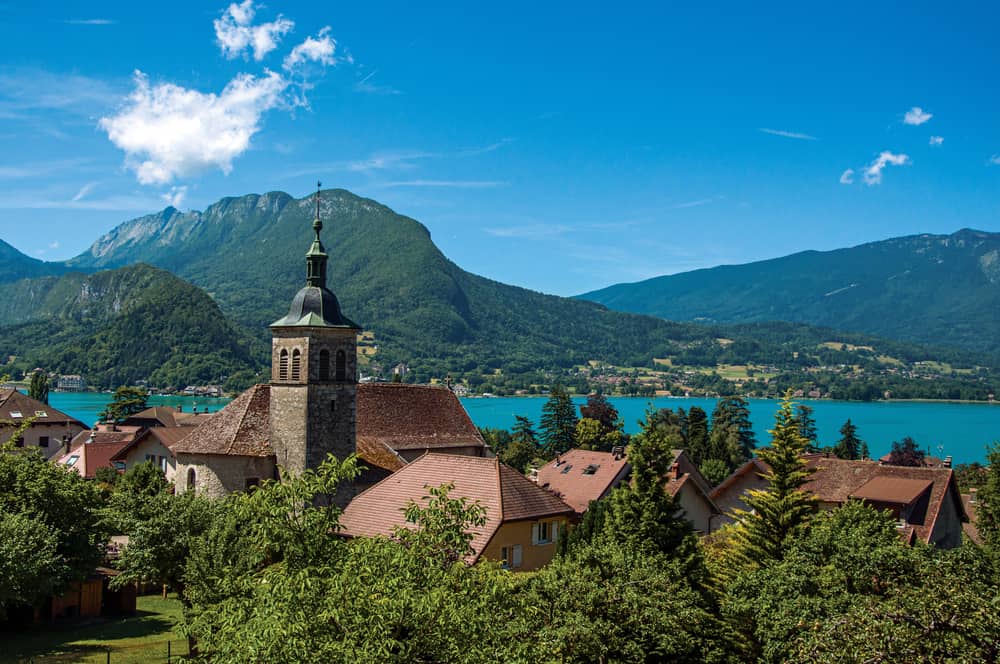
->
[709, 396, 756, 472]
[500, 415, 540, 472]
[794, 404, 818, 451]
[833, 419, 863, 460]
[729, 394, 817, 567]
[28, 371, 49, 405]
[686, 406, 710, 465]
[539, 386, 578, 455]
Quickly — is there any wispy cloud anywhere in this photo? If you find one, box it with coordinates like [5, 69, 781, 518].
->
[863, 151, 910, 185]
[759, 128, 817, 141]
[903, 106, 932, 125]
[989, 155, 1000, 166]
[161, 185, 188, 207]
[347, 150, 435, 173]
[484, 224, 571, 238]
[71, 182, 98, 201]
[64, 19, 116, 25]
[283, 27, 338, 71]
[354, 69, 402, 95]
[0, 158, 91, 179]
[672, 198, 714, 209]
[0, 190, 169, 212]
[839, 168, 855, 184]
[929, 136, 944, 146]
[0, 69, 122, 119]
[381, 180, 506, 189]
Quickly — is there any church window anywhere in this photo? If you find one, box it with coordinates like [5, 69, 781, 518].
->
[278, 349, 289, 381]
[291, 349, 302, 381]
[319, 349, 330, 380]
[330, 398, 337, 415]
[187, 467, 197, 491]
[336, 350, 346, 381]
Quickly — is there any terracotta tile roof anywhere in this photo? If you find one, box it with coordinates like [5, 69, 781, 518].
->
[57, 435, 136, 478]
[356, 383, 485, 451]
[340, 454, 573, 562]
[803, 456, 967, 544]
[0, 389, 85, 427]
[173, 385, 272, 457]
[355, 435, 407, 472]
[849, 476, 934, 506]
[535, 449, 631, 514]
[111, 426, 194, 461]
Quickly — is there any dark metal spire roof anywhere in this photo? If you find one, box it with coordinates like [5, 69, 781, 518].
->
[271, 184, 360, 329]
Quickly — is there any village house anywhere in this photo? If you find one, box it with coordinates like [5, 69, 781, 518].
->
[535, 447, 721, 533]
[0, 388, 87, 459]
[710, 455, 969, 547]
[56, 424, 146, 479]
[110, 426, 195, 484]
[340, 453, 575, 571]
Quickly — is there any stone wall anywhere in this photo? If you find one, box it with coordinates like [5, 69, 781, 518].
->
[176, 453, 275, 499]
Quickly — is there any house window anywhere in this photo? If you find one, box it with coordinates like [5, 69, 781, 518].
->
[187, 467, 197, 491]
[38, 436, 49, 448]
[319, 349, 330, 381]
[66, 455, 80, 467]
[9, 410, 22, 419]
[335, 350, 346, 381]
[532, 521, 550, 545]
[501, 544, 523, 569]
[583, 464, 600, 475]
[113, 461, 126, 471]
[291, 349, 302, 381]
[35, 411, 47, 417]
[278, 349, 289, 381]
[14, 437, 24, 447]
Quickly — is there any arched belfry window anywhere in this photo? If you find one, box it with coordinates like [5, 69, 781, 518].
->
[291, 349, 302, 381]
[336, 350, 346, 381]
[187, 467, 197, 492]
[319, 349, 330, 381]
[278, 349, 289, 381]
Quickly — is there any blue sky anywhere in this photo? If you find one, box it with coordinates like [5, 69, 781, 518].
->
[1, 1, 998, 296]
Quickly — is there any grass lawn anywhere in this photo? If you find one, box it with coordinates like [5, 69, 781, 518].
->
[2, 594, 187, 664]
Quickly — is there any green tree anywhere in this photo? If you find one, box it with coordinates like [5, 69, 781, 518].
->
[0, 443, 106, 617]
[28, 371, 49, 405]
[685, 406, 710, 465]
[793, 404, 818, 451]
[574, 417, 624, 452]
[499, 415, 540, 472]
[886, 436, 925, 467]
[833, 418, 863, 460]
[728, 394, 817, 569]
[708, 396, 757, 472]
[539, 386, 578, 455]
[699, 458, 729, 486]
[976, 442, 1000, 547]
[98, 386, 149, 424]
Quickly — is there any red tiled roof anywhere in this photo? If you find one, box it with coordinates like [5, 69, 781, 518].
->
[802, 456, 966, 544]
[58, 436, 135, 478]
[173, 385, 271, 457]
[356, 383, 485, 451]
[340, 454, 573, 561]
[535, 449, 631, 514]
[111, 426, 194, 461]
[849, 476, 933, 506]
[0, 389, 86, 427]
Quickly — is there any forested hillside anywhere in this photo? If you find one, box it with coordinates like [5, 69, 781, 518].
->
[579, 229, 1000, 354]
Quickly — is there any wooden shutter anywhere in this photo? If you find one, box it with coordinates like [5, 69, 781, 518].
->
[531, 523, 539, 545]
[512, 544, 523, 568]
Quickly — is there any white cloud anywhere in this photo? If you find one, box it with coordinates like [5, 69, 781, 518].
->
[839, 168, 855, 184]
[929, 136, 944, 146]
[65, 19, 116, 25]
[214, 0, 294, 61]
[904, 107, 932, 125]
[72, 182, 98, 201]
[161, 185, 188, 207]
[673, 198, 714, 209]
[989, 155, 1000, 166]
[759, 128, 817, 141]
[48, 241, 60, 250]
[354, 70, 402, 95]
[863, 151, 910, 185]
[381, 180, 506, 188]
[484, 224, 571, 238]
[283, 27, 337, 70]
[99, 70, 288, 184]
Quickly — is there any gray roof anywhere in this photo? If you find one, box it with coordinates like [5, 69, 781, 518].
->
[270, 285, 359, 329]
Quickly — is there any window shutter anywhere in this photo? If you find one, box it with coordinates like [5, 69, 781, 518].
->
[531, 523, 539, 545]
[552, 521, 559, 545]
[512, 544, 522, 568]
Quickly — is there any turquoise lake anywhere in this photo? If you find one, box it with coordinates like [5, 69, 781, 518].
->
[48, 392, 1000, 465]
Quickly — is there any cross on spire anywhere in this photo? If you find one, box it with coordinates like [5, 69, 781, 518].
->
[313, 180, 323, 237]
[306, 182, 328, 288]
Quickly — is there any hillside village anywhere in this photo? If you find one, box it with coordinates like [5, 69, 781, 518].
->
[3, 194, 997, 662]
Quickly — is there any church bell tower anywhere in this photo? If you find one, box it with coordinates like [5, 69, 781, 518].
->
[269, 183, 360, 503]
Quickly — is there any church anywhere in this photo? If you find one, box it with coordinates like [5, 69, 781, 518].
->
[171, 188, 488, 501]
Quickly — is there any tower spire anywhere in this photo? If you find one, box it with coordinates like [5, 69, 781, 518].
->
[305, 182, 328, 288]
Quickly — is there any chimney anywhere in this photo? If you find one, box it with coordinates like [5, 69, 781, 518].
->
[670, 462, 682, 480]
[943, 455, 952, 469]
[61, 433, 71, 454]
[177, 405, 183, 412]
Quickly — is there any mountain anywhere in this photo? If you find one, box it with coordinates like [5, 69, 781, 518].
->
[578, 229, 1000, 354]
[0, 264, 262, 389]
[0, 239, 69, 283]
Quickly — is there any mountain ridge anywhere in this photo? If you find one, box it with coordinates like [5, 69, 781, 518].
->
[578, 228, 1000, 353]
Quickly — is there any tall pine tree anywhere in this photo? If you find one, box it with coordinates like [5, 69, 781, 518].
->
[833, 419, 863, 460]
[729, 394, 817, 568]
[539, 386, 578, 456]
[686, 406, 710, 465]
[708, 396, 756, 472]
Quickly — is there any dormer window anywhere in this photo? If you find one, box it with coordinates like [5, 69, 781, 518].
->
[9, 410, 22, 418]
[583, 464, 600, 475]
[35, 410, 47, 417]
